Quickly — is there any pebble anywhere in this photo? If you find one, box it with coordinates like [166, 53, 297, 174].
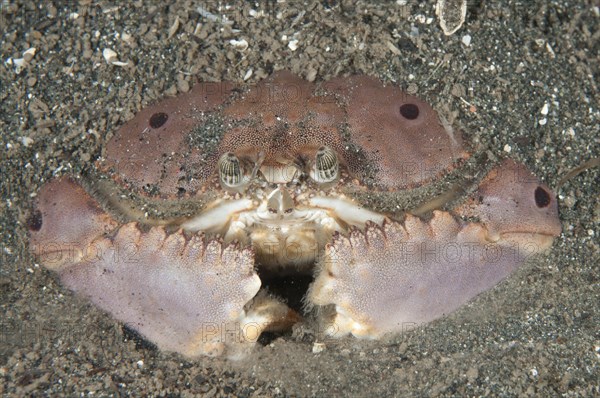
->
[23, 48, 36, 61]
[230, 39, 249, 51]
[312, 342, 326, 353]
[306, 68, 317, 82]
[177, 78, 190, 93]
[20, 137, 34, 147]
[288, 39, 299, 51]
[466, 366, 479, 382]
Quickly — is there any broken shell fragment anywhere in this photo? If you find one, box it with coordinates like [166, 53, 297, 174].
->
[102, 48, 129, 67]
[436, 0, 467, 36]
[229, 38, 249, 51]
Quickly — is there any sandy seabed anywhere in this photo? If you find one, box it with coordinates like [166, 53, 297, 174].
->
[1, 1, 598, 396]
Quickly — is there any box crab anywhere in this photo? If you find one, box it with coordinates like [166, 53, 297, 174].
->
[29, 72, 561, 358]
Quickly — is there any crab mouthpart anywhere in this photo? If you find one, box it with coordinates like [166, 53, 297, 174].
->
[179, 185, 389, 273]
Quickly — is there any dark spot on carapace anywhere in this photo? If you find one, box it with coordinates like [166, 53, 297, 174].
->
[399, 103, 419, 120]
[149, 112, 168, 129]
[534, 186, 551, 208]
[27, 210, 43, 231]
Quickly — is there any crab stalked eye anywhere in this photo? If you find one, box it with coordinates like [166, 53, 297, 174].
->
[311, 146, 339, 184]
[218, 152, 245, 189]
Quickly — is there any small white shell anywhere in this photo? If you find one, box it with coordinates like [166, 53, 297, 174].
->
[168, 16, 180, 39]
[288, 39, 299, 51]
[229, 39, 249, 51]
[102, 48, 129, 67]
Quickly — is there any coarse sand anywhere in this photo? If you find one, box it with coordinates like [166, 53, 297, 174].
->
[1, 1, 598, 396]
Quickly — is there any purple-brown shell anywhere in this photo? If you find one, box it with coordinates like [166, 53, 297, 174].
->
[99, 71, 468, 197]
[29, 72, 561, 358]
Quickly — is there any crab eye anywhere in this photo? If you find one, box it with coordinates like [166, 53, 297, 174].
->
[311, 146, 339, 184]
[218, 153, 245, 188]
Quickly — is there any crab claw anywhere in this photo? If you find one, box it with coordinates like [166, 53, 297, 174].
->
[28, 176, 119, 271]
[29, 177, 262, 358]
[309, 161, 561, 338]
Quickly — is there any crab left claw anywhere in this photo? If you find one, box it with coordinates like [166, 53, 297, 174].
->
[29, 177, 267, 358]
[309, 160, 561, 338]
